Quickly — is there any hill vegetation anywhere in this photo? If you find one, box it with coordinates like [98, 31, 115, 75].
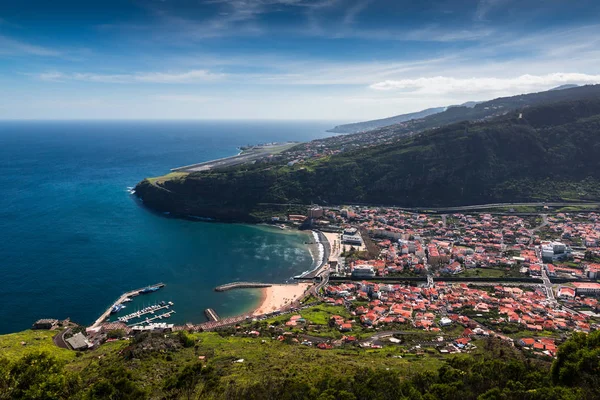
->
[0, 328, 598, 399]
[328, 106, 445, 134]
[136, 94, 600, 221]
[309, 85, 600, 151]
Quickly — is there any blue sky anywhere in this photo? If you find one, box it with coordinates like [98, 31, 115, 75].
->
[1, 0, 600, 120]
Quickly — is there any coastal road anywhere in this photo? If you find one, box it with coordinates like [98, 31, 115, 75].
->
[53, 328, 71, 350]
[401, 202, 600, 213]
[255, 201, 600, 213]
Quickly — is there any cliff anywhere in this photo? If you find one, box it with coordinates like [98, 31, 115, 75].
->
[136, 96, 600, 221]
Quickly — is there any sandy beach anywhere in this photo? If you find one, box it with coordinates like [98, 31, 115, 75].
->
[322, 231, 342, 261]
[253, 283, 311, 315]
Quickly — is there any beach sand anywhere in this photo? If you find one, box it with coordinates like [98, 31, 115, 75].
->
[322, 231, 342, 262]
[253, 283, 311, 315]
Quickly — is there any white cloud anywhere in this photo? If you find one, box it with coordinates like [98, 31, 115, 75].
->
[369, 73, 600, 94]
[474, 0, 509, 21]
[0, 35, 61, 57]
[36, 69, 225, 84]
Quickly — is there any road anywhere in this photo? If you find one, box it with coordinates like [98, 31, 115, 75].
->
[541, 268, 556, 303]
[529, 214, 548, 245]
[53, 328, 71, 350]
[172, 143, 298, 172]
[402, 202, 600, 213]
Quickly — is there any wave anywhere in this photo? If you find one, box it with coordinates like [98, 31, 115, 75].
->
[295, 231, 325, 278]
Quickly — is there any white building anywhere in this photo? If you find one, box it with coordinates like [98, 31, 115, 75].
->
[352, 265, 375, 278]
[541, 241, 571, 262]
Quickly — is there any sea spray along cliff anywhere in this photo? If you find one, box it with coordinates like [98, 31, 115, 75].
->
[136, 87, 600, 222]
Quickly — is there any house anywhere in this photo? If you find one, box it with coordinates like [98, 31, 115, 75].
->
[528, 264, 542, 276]
[573, 282, 600, 296]
[585, 263, 600, 279]
[454, 337, 470, 348]
[65, 332, 92, 350]
[518, 338, 535, 347]
[557, 286, 576, 299]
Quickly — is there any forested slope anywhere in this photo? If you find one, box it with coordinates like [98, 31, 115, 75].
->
[136, 96, 600, 221]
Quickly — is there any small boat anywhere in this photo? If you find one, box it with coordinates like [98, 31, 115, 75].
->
[122, 297, 133, 303]
[111, 304, 126, 314]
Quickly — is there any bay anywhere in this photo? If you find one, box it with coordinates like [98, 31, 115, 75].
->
[0, 120, 333, 334]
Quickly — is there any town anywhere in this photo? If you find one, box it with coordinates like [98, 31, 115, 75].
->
[259, 205, 600, 358]
[29, 205, 600, 363]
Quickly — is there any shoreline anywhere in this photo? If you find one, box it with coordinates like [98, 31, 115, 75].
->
[297, 230, 325, 278]
[252, 283, 311, 315]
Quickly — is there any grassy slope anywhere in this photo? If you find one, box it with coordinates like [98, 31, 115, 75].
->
[0, 330, 75, 363]
[0, 328, 444, 397]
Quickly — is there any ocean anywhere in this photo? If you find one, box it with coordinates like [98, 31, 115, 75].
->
[0, 120, 334, 334]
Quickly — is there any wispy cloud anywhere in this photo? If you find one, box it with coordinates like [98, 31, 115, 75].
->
[474, 0, 509, 21]
[0, 35, 61, 57]
[369, 73, 600, 93]
[342, 0, 372, 25]
[36, 69, 225, 84]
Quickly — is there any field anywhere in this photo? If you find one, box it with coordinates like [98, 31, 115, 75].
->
[146, 171, 188, 185]
[0, 329, 74, 362]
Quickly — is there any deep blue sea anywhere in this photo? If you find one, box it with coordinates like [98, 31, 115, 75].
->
[0, 120, 334, 334]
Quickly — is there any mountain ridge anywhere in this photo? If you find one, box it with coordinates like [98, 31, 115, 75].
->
[136, 91, 600, 222]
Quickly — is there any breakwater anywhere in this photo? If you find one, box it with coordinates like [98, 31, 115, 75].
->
[214, 282, 272, 292]
[91, 283, 165, 328]
[204, 308, 220, 322]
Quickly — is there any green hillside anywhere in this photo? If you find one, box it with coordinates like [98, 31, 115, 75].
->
[136, 96, 600, 221]
[1, 326, 599, 399]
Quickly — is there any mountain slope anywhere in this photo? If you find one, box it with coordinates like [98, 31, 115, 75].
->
[308, 85, 600, 151]
[327, 106, 445, 134]
[136, 95, 600, 221]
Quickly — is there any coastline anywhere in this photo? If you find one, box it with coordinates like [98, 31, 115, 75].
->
[297, 230, 325, 278]
[252, 283, 311, 315]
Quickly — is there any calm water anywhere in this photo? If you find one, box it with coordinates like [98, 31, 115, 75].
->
[0, 120, 334, 334]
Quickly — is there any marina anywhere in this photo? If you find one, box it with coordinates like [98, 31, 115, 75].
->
[117, 301, 174, 323]
[126, 310, 176, 327]
[90, 283, 166, 328]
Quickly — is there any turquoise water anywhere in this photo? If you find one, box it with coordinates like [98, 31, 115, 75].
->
[0, 120, 333, 334]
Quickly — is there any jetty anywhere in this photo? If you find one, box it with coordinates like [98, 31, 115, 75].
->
[214, 282, 272, 292]
[90, 283, 165, 328]
[126, 310, 176, 327]
[204, 308, 220, 322]
[118, 302, 174, 323]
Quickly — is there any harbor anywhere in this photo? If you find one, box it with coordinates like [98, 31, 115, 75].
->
[117, 301, 174, 323]
[126, 310, 176, 327]
[90, 283, 166, 328]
